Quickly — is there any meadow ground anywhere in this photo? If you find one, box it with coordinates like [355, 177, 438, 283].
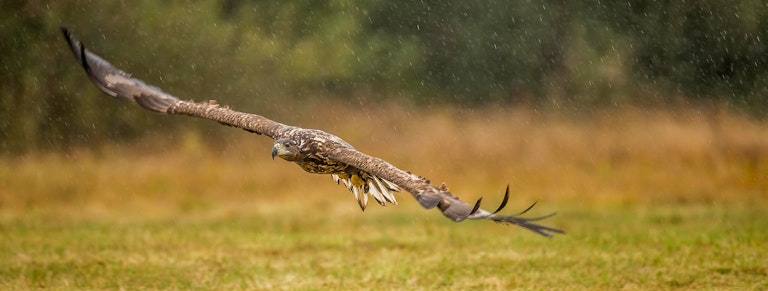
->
[1, 104, 766, 289]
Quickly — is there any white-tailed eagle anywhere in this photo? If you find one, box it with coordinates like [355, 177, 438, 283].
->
[61, 27, 564, 237]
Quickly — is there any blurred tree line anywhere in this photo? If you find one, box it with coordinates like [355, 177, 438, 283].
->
[1, 0, 766, 153]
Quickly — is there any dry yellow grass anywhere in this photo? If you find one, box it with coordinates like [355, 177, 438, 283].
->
[4, 103, 765, 214]
[0, 103, 766, 289]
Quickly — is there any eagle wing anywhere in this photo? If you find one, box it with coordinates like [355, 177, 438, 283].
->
[327, 148, 564, 237]
[61, 27, 297, 139]
[62, 27, 564, 237]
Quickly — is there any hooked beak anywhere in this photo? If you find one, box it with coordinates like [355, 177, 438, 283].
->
[271, 146, 278, 160]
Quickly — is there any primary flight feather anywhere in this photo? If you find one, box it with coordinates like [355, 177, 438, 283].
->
[61, 27, 564, 237]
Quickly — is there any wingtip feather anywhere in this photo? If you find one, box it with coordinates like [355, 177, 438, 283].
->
[492, 186, 510, 214]
[470, 197, 482, 216]
[460, 185, 565, 237]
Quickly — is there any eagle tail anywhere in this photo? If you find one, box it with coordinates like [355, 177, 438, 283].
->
[333, 172, 400, 211]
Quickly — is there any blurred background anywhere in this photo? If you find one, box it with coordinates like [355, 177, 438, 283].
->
[2, 0, 767, 153]
[1, 0, 767, 213]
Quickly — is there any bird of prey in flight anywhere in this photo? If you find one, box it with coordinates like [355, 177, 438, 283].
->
[61, 27, 564, 237]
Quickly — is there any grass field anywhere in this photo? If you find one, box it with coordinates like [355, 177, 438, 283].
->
[1, 104, 767, 289]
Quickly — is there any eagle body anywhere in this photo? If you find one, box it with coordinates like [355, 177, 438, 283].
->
[272, 129, 400, 210]
[61, 27, 564, 237]
[273, 129, 351, 174]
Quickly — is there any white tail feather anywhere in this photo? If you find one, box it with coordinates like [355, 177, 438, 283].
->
[367, 180, 387, 206]
[373, 175, 398, 204]
[331, 171, 400, 210]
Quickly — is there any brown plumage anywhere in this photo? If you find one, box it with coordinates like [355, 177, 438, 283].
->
[61, 27, 564, 237]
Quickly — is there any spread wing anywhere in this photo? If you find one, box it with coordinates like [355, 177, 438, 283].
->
[62, 27, 564, 237]
[61, 27, 296, 139]
[328, 148, 564, 237]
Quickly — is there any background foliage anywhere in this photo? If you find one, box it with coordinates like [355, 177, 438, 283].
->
[1, 0, 767, 153]
[2, 2, 767, 289]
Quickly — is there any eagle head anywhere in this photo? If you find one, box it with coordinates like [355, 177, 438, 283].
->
[272, 138, 300, 161]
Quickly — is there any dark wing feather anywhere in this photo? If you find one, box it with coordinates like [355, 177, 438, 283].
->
[61, 27, 295, 140]
[327, 148, 565, 237]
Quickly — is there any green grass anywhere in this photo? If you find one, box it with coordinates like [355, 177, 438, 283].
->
[1, 106, 767, 289]
[1, 204, 766, 289]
